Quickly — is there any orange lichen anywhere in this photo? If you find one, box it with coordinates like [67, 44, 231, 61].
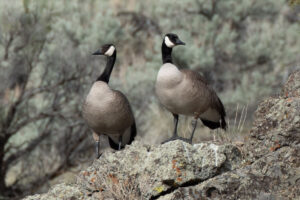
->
[286, 98, 293, 102]
[171, 159, 182, 179]
[176, 177, 182, 182]
[108, 174, 119, 184]
[175, 166, 181, 174]
[270, 142, 281, 152]
[91, 177, 96, 183]
[285, 92, 289, 98]
[172, 160, 177, 169]
[82, 171, 90, 176]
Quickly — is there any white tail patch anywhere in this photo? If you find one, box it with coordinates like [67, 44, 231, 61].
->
[105, 46, 115, 56]
[164, 36, 175, 48]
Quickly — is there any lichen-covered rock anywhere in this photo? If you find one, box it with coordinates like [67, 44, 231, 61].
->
[158, 146, 300, 200]
[22, 141, 242, 200]
[245, 70, 300, 162]
[23, 183, 88, 200]
[282, 69, 300, 98]
[77, 141, 242, 199]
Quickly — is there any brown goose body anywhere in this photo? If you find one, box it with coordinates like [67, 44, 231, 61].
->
[156, 63, 226, 129]
[82, 82, 134, 143]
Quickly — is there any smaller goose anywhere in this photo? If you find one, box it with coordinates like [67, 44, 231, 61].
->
[82, 44, 136, 158]
[155, 33, 227, 144]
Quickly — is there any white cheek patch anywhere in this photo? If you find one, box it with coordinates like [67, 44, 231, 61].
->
[165, 36, 175, 48]
[105, 46, 115, 56]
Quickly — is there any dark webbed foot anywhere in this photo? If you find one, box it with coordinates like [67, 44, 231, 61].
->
[162, 114, 194, 144]
[162, 135, 192, 144]
[97, 152, 102, 159]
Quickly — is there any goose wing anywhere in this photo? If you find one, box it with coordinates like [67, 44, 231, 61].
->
[181, 69, 227, 130]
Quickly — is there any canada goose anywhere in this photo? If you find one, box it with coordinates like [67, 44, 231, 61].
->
[155, 33, 227, 143]
[82, 44, 136, 158]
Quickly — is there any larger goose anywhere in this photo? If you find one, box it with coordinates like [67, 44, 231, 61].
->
[155, 33, 227, 143]
[82, 44, 136, 158]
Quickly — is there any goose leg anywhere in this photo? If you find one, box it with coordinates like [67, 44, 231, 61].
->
[173, 113, 179, 137]
[189, 119, 198, 144]
[95, 141, 101, 158]
[162, 114, 190, 144]
[118, 135, 122, 150]
[93, 132, 102, 159]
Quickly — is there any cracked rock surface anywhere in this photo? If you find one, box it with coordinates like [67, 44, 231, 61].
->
[77, 141, 242, 200]
[24, 142, 242, 200]
[24, 71, 300, 200]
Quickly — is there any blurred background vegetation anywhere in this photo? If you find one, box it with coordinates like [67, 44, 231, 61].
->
[0, 0, 299, 199]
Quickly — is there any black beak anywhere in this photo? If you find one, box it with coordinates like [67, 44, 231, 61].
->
[92, 49, 102, 55]
[176, 38, 185, 45]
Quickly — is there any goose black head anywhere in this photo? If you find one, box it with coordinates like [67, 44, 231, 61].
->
[164, 33, 185, 48]
[92, 44, 116, 56]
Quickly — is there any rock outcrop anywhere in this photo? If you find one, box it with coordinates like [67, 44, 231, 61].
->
[24, 142, 243, 200]
[24, 70, 300, 200]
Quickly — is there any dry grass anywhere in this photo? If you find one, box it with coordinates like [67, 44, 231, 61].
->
[228, 104, 248, 136]
[79, 170, 142, 200]
[217, 104, 250, 144]
[96, 174, 141, 200]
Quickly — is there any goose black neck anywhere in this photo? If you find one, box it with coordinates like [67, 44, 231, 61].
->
[96, 51, 116, 83]
[162, 42, 173, 64]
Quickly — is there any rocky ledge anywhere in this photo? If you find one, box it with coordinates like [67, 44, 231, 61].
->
[24, 70, 300, 200]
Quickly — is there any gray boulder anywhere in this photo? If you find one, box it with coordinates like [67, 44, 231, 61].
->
[77, 141, 242, 199]
[23, 142, 242, 200]
[23, 183, 86, 200]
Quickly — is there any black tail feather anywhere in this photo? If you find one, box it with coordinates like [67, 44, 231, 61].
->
[221, 116, 227, 130]
[201, 117, 227, 130]
[108, 137, 119, 150]
[108, 122, 137, 150]
[128, 121, 137, 145]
